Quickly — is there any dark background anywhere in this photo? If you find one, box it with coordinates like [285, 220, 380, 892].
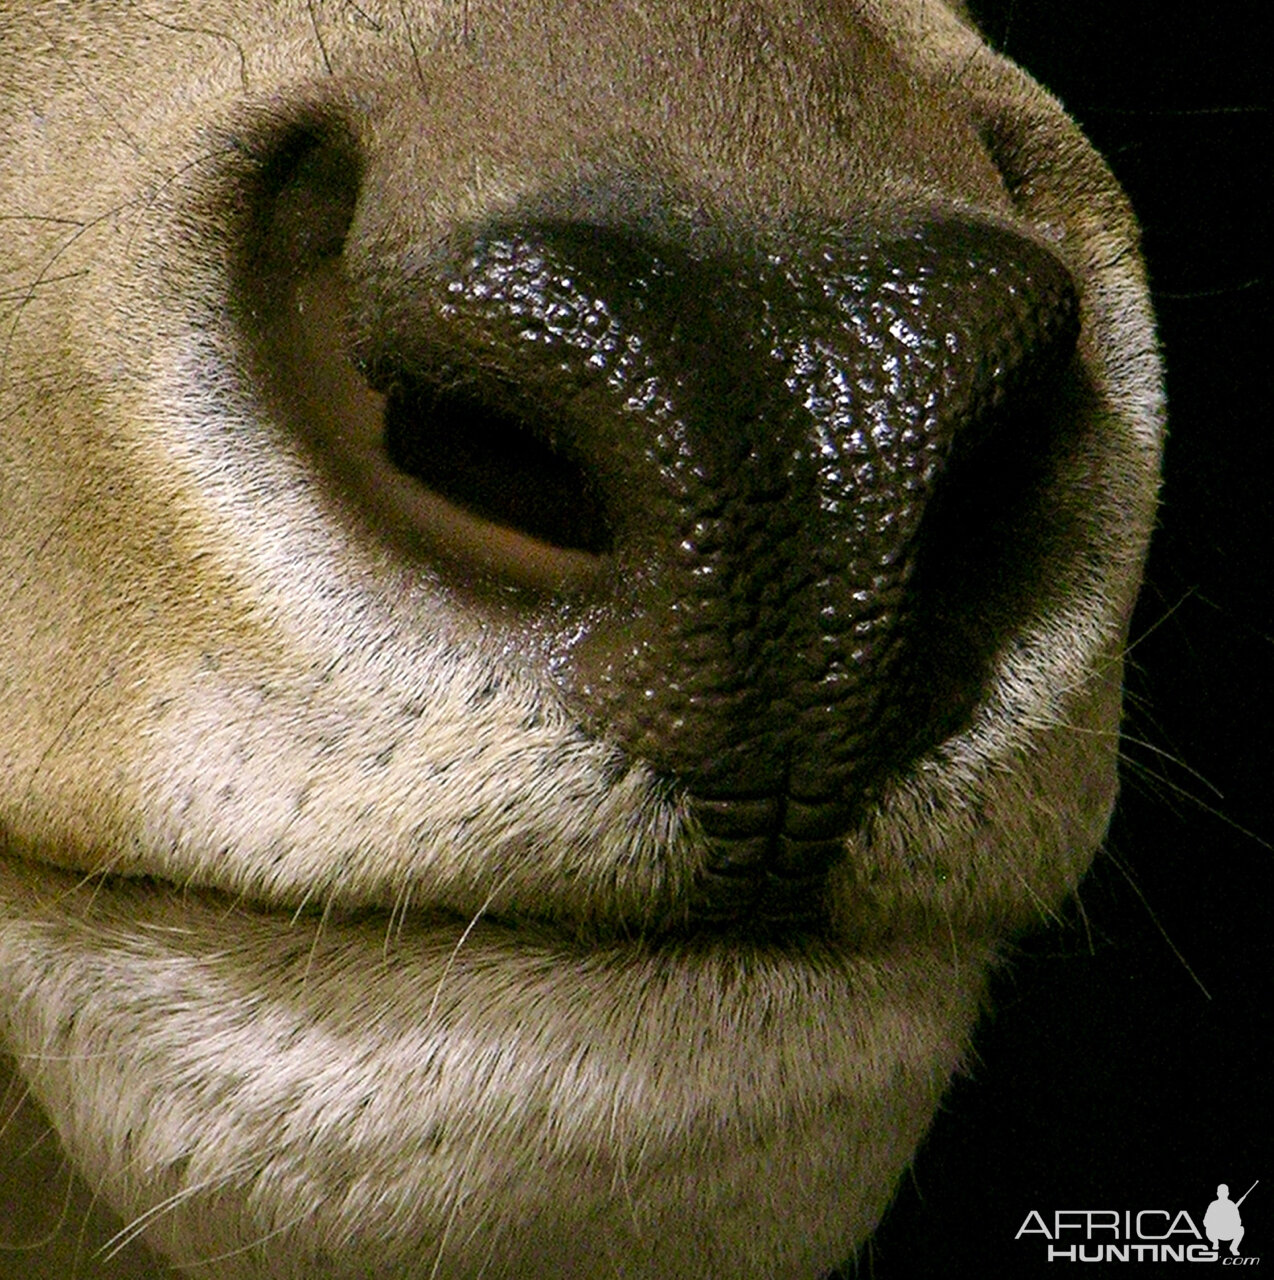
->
[842, 2, 1270, 1276]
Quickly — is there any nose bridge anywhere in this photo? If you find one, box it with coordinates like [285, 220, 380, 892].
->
[342, 0, 1012, 261]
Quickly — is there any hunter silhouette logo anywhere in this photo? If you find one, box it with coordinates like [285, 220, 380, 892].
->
[1205, 1181, 1257, 1258]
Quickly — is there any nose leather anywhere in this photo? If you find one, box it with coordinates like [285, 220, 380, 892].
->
[372, 217, 1080, 927]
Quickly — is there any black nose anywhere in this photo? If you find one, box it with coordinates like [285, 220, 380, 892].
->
[370, 217, 1080, 928]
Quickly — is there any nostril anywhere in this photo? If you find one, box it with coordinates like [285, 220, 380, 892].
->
[236, 128, 617, 591]
[382, 378, 611, 555]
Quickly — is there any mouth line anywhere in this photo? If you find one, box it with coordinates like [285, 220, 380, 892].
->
[15, 857, 827, 956]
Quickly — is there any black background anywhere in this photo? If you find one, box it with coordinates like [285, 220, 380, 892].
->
[841, 2, 1270, 1276]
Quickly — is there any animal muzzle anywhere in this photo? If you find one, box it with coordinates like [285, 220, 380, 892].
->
[354, 215, 1080, 928]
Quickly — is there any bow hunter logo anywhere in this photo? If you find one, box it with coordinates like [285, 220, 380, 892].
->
[1014, 1180, 1260, 1264]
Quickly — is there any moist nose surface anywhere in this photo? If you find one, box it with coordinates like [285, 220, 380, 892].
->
[374, 217, 1080, 928]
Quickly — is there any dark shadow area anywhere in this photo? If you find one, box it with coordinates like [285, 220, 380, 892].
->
[839, 2, 1270, 1276]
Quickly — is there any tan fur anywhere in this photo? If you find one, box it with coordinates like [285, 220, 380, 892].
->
[0, 3, 1161, 1277]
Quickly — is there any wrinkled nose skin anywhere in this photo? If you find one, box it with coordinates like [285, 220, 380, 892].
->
[366, 216, 1080, 929]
